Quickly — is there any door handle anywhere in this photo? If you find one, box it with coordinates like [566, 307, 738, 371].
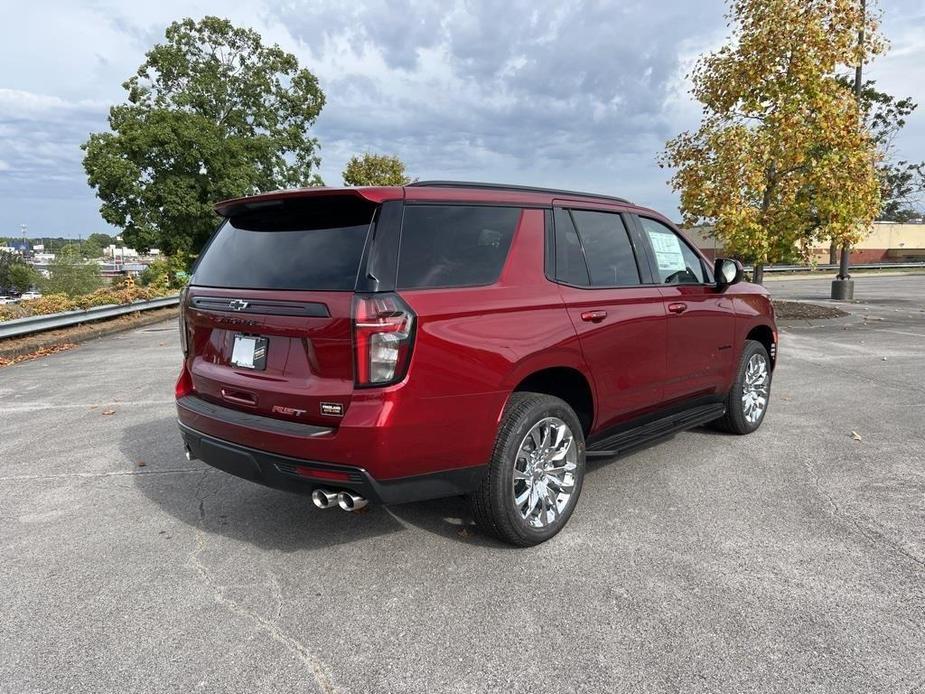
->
[667, 302, 688, 314]
[580, 310, 608, 323]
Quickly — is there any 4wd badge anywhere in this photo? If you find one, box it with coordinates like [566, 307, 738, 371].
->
[320, 402, 344, 417]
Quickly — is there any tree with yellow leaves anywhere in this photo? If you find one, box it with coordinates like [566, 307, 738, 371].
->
[342, 153, 411, 186]
[661, 0, 884, 282]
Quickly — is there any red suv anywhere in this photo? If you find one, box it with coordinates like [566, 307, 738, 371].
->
[176, 181, 777, 546]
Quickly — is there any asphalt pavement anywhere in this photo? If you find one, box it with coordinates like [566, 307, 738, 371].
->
[1, 274, 923, 693]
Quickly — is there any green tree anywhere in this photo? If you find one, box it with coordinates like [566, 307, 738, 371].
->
[8, 264, 40, 293]
[81, 238, 104, 259]
[1, 251, 32, 292]
[82, 16, 326, 256]
[342, 153, 411, 186]
[59, 243, 83, 259]
[41, 254, 103, 297]
[661, 0, 884, 281]
[139, 254, 190, 290]
[87, 232, 115, 249]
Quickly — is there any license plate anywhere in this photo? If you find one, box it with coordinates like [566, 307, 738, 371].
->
[231, 334, 268, 370]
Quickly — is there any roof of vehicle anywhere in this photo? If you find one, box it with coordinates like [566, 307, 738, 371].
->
[214, 181, 654, 218]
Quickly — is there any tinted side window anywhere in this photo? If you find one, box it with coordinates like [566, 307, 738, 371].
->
[570, 210, 640, 287]
[638, 217, 705, 284]
[554, 208, 590, 286]
[397, 205, 521, 289]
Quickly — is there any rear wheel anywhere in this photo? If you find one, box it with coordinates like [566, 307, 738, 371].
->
[469, 393, 585, 546]
[713, 340, 772, 434]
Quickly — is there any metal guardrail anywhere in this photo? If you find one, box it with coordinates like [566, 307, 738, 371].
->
[1, 260, 922, 340]
[0, 295, 180, 340]
[752, 261, 925, 273]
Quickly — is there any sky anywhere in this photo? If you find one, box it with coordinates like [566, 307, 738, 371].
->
[0, 0, 924, 239]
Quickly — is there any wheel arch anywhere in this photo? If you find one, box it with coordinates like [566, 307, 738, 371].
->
[746, 324, 777, 368]
[509, 366, 595, 436]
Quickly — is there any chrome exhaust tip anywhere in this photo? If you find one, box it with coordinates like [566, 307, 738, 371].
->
[311, 489, 338, 509]
[337, 491, 368, 512]
[184, 445, 193, 461]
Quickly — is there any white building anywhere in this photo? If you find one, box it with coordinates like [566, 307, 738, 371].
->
[106, 245, 140, 260]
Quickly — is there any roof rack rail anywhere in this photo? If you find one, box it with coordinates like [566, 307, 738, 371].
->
[407, 180, 632, 205]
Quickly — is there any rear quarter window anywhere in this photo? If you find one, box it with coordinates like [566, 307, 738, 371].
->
[397, 205, 521, 289]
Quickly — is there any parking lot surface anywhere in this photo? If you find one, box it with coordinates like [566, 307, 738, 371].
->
[1, 275, 923, 693]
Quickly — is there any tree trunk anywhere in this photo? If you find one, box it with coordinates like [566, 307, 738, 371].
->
[753, 263, 765, 285]
[829, 241, 838, 265]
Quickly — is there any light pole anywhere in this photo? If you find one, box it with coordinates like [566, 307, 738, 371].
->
[832, 0, 865, 301]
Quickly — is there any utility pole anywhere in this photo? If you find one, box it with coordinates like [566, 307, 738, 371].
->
[832, 0, 865, 301]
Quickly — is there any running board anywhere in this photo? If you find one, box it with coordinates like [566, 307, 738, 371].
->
[586, 403, 726, 458]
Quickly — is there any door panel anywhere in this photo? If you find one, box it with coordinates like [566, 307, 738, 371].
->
[658, 285, 735, 401]
[632, 215, 736, 402]
[559, 285, 667, 430]
[551, 204, 667, 431]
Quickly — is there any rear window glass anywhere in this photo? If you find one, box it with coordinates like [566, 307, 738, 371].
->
[569, 210, 640, 287]
[397, 205, 521, 289]
[192, 197, 374, 291]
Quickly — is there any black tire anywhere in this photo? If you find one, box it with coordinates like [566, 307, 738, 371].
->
[713, 339, 772, 435]
[469, 392, 586, 547]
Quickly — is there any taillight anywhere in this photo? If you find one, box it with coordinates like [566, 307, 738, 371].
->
[178, 286, 189, 355]
[353, 293, 415, 387]
[175, 361, 194, 399]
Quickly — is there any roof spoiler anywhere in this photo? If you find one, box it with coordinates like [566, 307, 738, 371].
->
[214, 187, 404, 217]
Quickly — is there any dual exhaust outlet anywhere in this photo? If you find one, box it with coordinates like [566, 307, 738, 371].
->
[311, 488, 368, 512]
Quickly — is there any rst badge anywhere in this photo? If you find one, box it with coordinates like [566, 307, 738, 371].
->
[272, 405, 307, 417]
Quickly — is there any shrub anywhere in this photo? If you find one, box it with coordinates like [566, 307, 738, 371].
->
[25, 294, 76, 315]
[0, 303, 28, 321]
[139, 254, 189, 290]
[1, 285, 174, 322]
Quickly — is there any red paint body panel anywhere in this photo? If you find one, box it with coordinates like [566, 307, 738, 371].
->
[658, 284, 737, 402]
[180, 183, 778, 493]
[557, 284, 667, 430]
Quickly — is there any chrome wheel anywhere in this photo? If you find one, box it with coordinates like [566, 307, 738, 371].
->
[742, 353, 769, 424]
[512, 417, 578, 529]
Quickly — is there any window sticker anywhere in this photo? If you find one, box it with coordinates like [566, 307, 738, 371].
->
[649, 230, 687, 273]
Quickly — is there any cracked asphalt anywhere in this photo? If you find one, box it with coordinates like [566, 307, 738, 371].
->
[1, 274, 924, 693]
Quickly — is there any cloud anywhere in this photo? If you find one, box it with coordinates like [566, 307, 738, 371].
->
[0, 89, 108, 204]
[0, 0, 924, 236]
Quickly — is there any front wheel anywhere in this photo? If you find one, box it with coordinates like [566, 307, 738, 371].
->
[713, 339, 772, 434]
[469, 393, 586, 547]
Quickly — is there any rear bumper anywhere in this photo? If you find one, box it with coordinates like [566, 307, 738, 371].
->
[179, 421, 485, 505]
[176, 386, 505, 480]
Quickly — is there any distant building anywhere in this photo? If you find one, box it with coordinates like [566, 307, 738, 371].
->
[684, 221, 925, 263]
[105, 245, 140, 259]
[1, 242, 29, 255]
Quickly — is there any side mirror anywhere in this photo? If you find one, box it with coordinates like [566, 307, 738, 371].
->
[714, 258, 744, 288]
